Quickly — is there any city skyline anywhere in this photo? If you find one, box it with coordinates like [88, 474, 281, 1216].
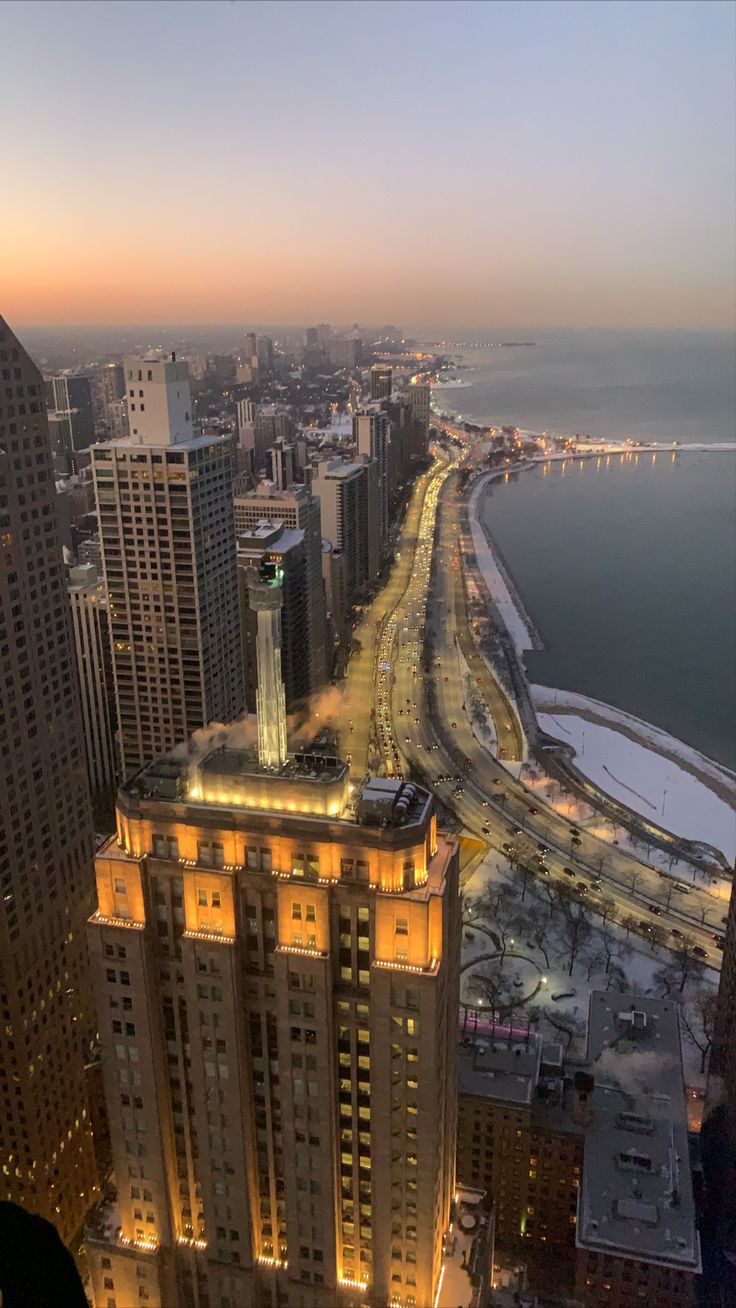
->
[2, 0, 735, 330]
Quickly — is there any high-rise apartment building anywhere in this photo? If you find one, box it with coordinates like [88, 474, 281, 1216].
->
[404, 384, 431, 463]
[313, 458, 378, 605]
[370, 366, 392, 402]
[102, 362, 126, 409]
[354, 411, 389, 547]
[257, 335, 275, 373]
[322, 538, 349, 647]
[265, 442, 296, 491]
[0, 317, 99, 1240]
[234, 482, 327, 694]
[46, 372, 96, 474]
[68, 561, 117, 800]
[329, 337, 362, 369]
[92, 356, 243, 777]
[85, 736, 460, 1308]
[238, 522, 313, 712]
[239, 407, 294, 475]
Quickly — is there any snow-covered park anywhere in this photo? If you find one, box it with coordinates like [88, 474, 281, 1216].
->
[536, 704, 736, 864]
[462, 851, 719, 1090]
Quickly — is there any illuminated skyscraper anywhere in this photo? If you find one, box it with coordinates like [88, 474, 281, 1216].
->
[92, 356, 243, 777]
[250, 562, 288, 770]
[0, 317, 99, 1240]
[85, 597, 460, 1307]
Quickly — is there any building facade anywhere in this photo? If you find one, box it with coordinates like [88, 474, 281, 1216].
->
[354, 411, 389, 548]
[85, 750, 460, 1308]
[234, 483, 327, 696]
[92, 357, 244, 778]
[456, 994, 700, 1308]
[0, 317, 99, 1241]
[45, 373, 95, 474]
[370, 367, 392, 402]
[238, 522, 313, 712]
[68, 561, 118, 799]
[312, 459, 377, 607]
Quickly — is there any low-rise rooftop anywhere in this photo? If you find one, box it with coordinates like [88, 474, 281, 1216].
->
[576, 991, 701, 1274]
[438, 1187, 494, 1308]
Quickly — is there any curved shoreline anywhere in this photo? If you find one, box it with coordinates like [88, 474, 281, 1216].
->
[466, 460, 736, 856]
[533, 686, 736, 805]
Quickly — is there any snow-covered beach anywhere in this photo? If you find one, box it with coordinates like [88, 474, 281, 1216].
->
[467, 468, 736, 863]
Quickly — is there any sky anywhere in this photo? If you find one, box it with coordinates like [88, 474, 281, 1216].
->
[1, 0, 735, 329]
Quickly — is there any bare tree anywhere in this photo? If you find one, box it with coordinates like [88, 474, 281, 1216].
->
[539, 877, 561, 921]
[626, 869, 644, 896]
[515, 860, 536, 905]
[622, 914, 640, 939]
[647, 923, 670, 953]
[540, 1005, 586, 1055]
[525, 905, 551, 968]
[471, 960, 522, 1023]
[558, 897, 594, 977]
[596, 897, 618, 928]
[596, 926, 631, 976]
[679, 987, 719, 1074]
[605, 960, 630, 992]
[655, 938, 706, 993]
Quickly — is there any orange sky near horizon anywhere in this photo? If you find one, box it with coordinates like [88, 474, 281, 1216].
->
[2, 0, 734, 331]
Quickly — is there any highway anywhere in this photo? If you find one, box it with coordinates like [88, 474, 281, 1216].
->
[342, 447, 727, 972]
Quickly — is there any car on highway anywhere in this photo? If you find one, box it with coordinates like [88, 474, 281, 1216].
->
[511, 826, 522, 836]
[638, 920, 652, 933]
[692, 946, 708, 959]
[537, 843, 549, 854]
[482, 825, 491, 835]
[527, 805, 539, 815]
[451, 722, 457, 728]
[650, 906, 663, 916]
[562, 867, 576, 877]
[671, 927, 683, 938]
[577, 883, 588, 894]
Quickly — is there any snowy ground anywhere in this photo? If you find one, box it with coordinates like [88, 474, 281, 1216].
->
[468, 475, 536, 655]
[462, 852, 718, 1089]
[537, 709, 736, 864]
[458, 647, 497, 754]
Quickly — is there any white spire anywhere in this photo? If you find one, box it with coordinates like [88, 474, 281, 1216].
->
[249, 565, 288, 770]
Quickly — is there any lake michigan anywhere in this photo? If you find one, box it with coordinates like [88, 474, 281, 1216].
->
[428, 332, 736, 769]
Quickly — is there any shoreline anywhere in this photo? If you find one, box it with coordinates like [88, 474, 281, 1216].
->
[432, 395, 736, 453]
[466, 461, 736, 858]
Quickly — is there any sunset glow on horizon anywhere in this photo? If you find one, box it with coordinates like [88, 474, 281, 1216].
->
[2, 0, 734, 329]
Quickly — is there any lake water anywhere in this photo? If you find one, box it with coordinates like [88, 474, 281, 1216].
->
[430, 331, 736, 445]
[424, 331, 736, 769]
[479, 451, 736, 770]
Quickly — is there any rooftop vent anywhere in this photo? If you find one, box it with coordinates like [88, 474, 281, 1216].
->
[616, 1112, 655, 1135]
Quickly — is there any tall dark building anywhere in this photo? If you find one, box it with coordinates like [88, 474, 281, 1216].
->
[0, 318, 99, 1240]
[370, 365, 392, 401]
[45, 373, 95, 473]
